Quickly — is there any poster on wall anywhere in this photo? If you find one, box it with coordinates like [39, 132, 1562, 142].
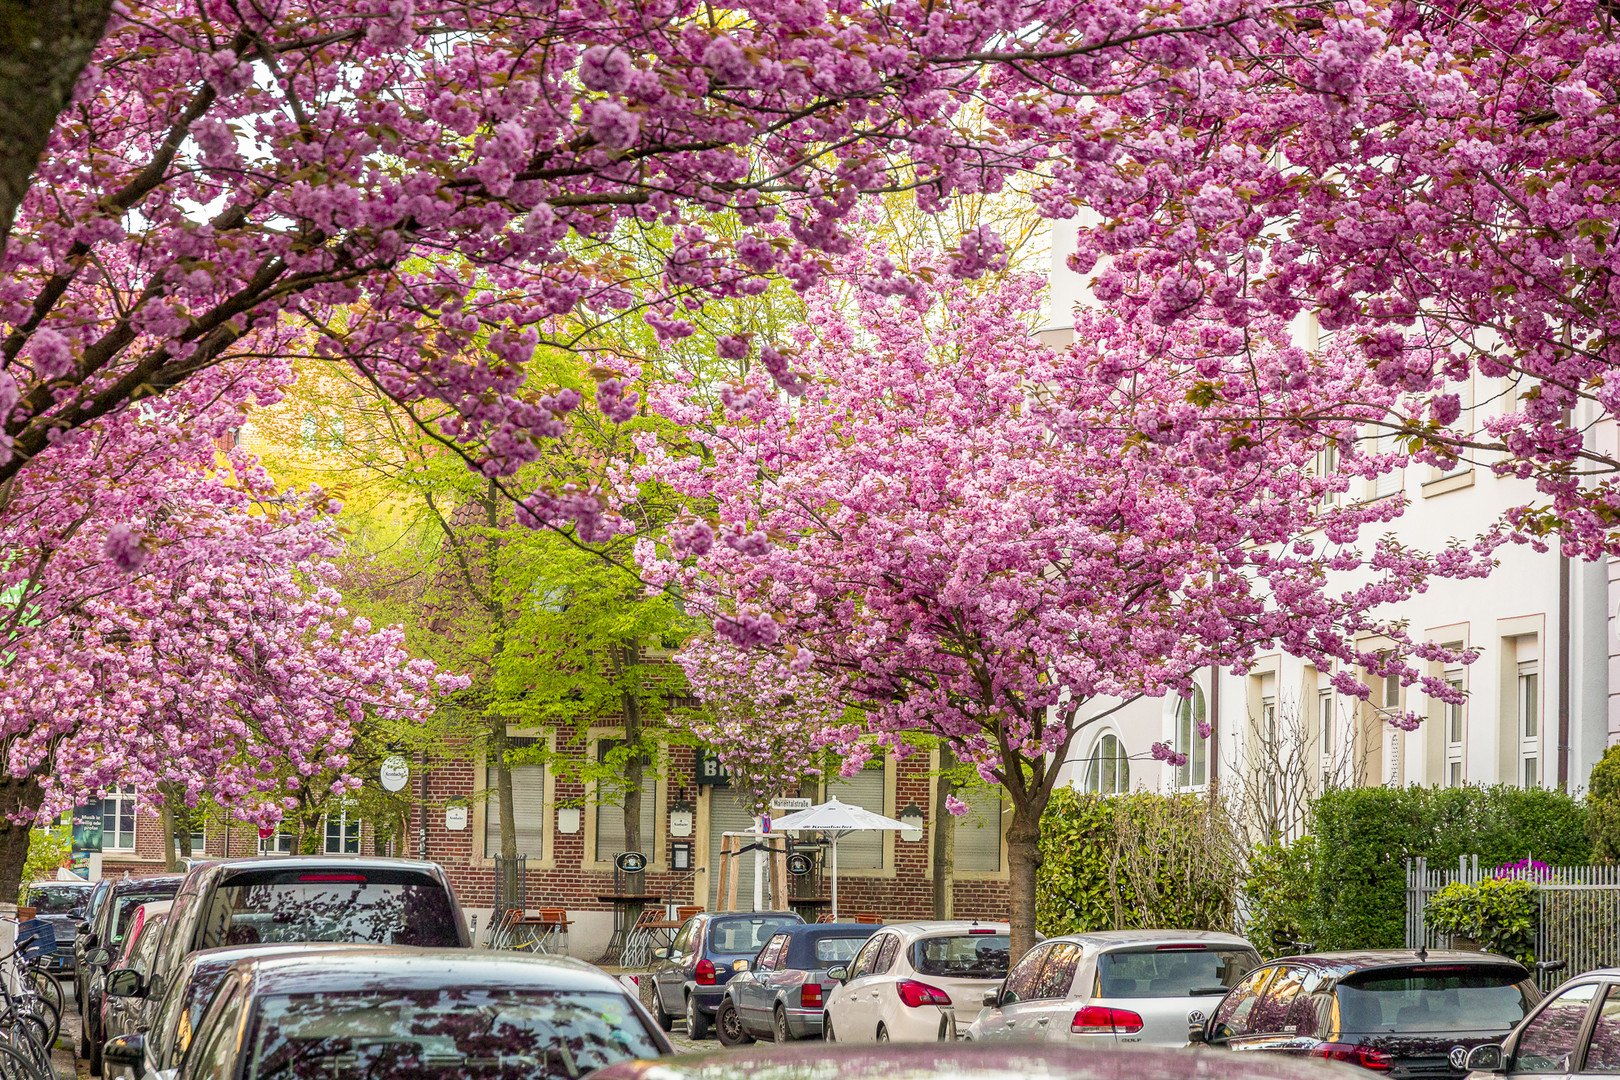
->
[71, 802, 103, 853]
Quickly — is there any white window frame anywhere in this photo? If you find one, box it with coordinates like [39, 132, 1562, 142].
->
[1318, 690, 1335, 789]
[1082, 733, 1130, 796]
[1519, 660, 1540, 789]
[1445, 668, 1465, 788]
[101, 787, 137, 851]
[1173, 686, 1208, 790]
[324, 806, 361, 854]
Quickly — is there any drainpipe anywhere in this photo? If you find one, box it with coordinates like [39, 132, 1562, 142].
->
[417, 748, 430, 858]
[1208, 665, 1220, 782]
[1557, 553, 1571, 791]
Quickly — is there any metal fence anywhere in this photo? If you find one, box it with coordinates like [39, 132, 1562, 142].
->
[1406, 856, 1620, 988]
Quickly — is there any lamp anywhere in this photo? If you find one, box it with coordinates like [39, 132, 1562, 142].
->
[669, 798, 695, 838]
[899, 804, 925, 842]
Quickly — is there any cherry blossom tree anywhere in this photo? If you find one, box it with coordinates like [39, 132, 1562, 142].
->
[1053, 0, 1620, 557]
[637, 269, 1491, 959]
[0, 361, 462, 894]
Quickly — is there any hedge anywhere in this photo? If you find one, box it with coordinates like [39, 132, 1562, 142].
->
[1311, 785, 1589, 950]
[1424, 878, 1539, 964]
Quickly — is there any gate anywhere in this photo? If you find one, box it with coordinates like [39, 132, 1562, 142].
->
[1406, 856, 1620, 988]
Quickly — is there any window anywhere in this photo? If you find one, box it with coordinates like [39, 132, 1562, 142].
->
[324, 806, 361, 854]
[848, 935, 885, 981]
[1445, 666, 1465, 788]
[755, 934, 788, 972]
[259, 823, 295, 855]
[1582, 984, 1620, 1073]
[825, 760, 886, 869]
[1211, 966, 1277, 1040]
[1514, 983, 1598, 1073]
[594, 739, 656, 863]
[485, 736, 545, 860]
[1318, 691, 1333, 760]
[954, 785, 1003, 872]
[1033, 942, 1083, 1000]
[1520, 660, 1540, 789]
[1373, 429, 1402, 498]
[1002, 943, 1051, 1005]
[874, 933, 900, 974]
[1083, 733, 1130, 795]
[1174, 686, 1208, 789]
[101, 787, 136, 851]
[1250, 965, 1308, 1035]
[1261, 684, 1278, 816]
[173, 804, 205, 856]
[1313, 443, 1340, 507]
[298, 414, 318, 450]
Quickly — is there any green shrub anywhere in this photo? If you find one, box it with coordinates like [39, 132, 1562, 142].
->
[1243, 835, 1318, 953]
[1311, 784, 1588, 950]
[1588, 745, 1620, 861]
[1424, 878, 1539, 964]
[18, 823, 72, 902]
[1037, 787, 1123, 935]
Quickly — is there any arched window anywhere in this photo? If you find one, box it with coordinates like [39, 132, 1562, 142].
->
[1174, 686, 1209, 788]
[1083, 733, 1130, 795]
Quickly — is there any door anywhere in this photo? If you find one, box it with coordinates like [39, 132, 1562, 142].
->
[862, 932, 904, 1039]
[993, 943, 1054, 1043]
[1207, 965, 1278, 1047]
[1509, 983, 1600, 1075]
[1229, 965, 1317, 1055]
[830, 933, 888, 1042]
[1576, 982, 1620, 1074]
[1029, 943, 1083, 1041]
[739, 934, 787, 1029]
[657, 919, 698, 1013]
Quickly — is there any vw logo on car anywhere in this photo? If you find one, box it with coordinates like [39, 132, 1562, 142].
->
[1188, 1010, 1207, 1028]
[1450, 1046, 1469, 1070]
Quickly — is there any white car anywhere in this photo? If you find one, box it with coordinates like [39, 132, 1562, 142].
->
[965, 929, 1261, 1047]
[823, 921, 1011, 1043]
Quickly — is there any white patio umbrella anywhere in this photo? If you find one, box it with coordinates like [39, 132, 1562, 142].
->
[767, 797, 912, 920]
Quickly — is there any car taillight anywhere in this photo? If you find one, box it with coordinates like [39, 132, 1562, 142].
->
[800, 983, 822, 1008]
[1071, 1006, 1144, 1034]
[896, 980, 953, 1008]
[695, 958, 716, 986]
[1310, 1043, 1393, 1071]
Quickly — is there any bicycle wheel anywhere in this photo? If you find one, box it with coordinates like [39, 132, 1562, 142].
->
[26, 971, 60, 1025]
[0, 1040, 44, 1080]
[30, 995, 58, 1050]
[0, 1026, 49, 1080]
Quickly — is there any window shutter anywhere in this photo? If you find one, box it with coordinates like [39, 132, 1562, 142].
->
[954, 787, 1002, 872]
[485, 738, 546, 859]
[708, 789, 759, 909]
[595, 772, 657, 861]
[827, 763, 885, 869]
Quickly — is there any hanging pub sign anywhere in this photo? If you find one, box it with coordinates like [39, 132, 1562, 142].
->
[786, 853, 813, 877]
[696, 751, 731, 788]
[615, 850, 648, 874]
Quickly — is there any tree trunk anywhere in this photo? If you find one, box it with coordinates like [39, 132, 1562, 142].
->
[0, 0, 113, 250]
[492, 718, 516, 859]
[933, 745, 955, 920]
[1006, 791, 1049, 965]
[0, 775, 45, 901]
[619, 639, 646, 894]
[160, 796, 178, 872]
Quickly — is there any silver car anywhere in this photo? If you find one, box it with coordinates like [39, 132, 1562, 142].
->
[965, 929, 1260, 1046]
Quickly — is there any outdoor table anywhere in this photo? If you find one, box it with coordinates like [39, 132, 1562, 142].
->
[597, 893, 663, 967]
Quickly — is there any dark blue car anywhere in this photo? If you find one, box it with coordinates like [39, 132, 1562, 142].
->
[717, 922, 880, 1044]
[651, 911, 804, 1038]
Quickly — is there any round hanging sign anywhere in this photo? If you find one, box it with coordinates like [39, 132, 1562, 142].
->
[787, 853, 813, 876]
[380, 755, 410, 792]
[615, 850, 648, 874]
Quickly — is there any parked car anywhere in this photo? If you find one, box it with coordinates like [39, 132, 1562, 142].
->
[967, 929, 1261, 1046]
[716, 922, 881, 1045]
[93, 900, 172, 1079]
[133, 856, 470, 1015]
[21, 878, 93, 973]
[74, 878, 114, 973]
[76, 875, 182, 1062]
[583, 1041, 1359, 1080]
[651, 910, 805, 1038]
[121, 942, 392, 1080]
[1190, 949, 1541, 1073]
[1458, 966, 1620, 1079]
[104, 947, 672, 1080]
[822, 920, 1014, 1044]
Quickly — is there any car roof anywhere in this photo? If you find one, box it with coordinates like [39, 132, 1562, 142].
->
[1053, 930, 1256, 950]
[781, 923, 878, 937]
[27, 879, 91, 888]
[705, 911, 800, 919]
[229, 947, 635, 997]
[186, 942, 392, 975]
[877, 921, 1011, 936]
[190, 856, 448, 876]
[1280, 950, 1529, 974]
[109, 875, 183, 895]
[587, 1042, 1359, 1080]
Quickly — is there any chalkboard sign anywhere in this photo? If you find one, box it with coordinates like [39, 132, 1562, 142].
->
[615, 850, 648, 874]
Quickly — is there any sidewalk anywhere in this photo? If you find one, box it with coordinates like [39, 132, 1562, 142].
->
[53, 976, 83, 1080]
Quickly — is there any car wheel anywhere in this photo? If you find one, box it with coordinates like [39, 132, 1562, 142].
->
[652, 991, 675, 1032]
[715, 1001, 753, 1047]
[774, 1005, 792, 1044]
[685, 994, 710, 1040]
[876, 1023, 889, 1042]
[823, 1015, 835, 1043]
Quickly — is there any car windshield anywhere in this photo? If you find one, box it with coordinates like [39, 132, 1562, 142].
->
[1096, 947, 1258, 999]
[27, 885, 88, 914]
[247, 988, 661, 1080]
[197, 869, 461, 949]
[111, 891, 178, 945]
[709, 917, 798, 955]
[1335, 967, 1534, 1033]
[911, 934, 1011, 979]
[814, 937, 867, 965]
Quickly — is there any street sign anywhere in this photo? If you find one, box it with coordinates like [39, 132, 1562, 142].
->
[615, 850, 648, 874]
[380, 755, 410, 792]
[770, 797, 812, 812]
[258, 825, 276, 840]
[786, 853, 813, 876]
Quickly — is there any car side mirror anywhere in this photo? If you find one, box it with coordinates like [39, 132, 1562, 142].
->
[103, 1032, 146, 1070]
[1536, 960, 1567, 975]
[735, 960, 751, 972]
[827, 966, 848, 982]
[106, 968, 146, 998]
[1465, 1044, 1505, 1073]
[86, 947, 113, 967]
[982, 988, 999, 1007]
[652, 948, 670, 961]
[1188, 1022, 1208, 1045]
[77, 921, 92, 935]
[81, 932, 98, 948]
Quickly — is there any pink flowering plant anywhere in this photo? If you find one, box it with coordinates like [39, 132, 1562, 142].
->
[638, 265, 1486, 957]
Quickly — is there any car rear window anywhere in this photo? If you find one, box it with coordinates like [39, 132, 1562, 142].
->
[197, 869, 461, 949]
[111, 889, 180, 945]
[1335, 966, 1535, 1033]
[27, 885, 89, 914]
[911, 934, 1011, 979]
[708, 916, 799, 955]
[813, 937, 867, 965]
[1096, 947, 1259, 999]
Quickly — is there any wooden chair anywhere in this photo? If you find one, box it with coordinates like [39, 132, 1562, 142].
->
[851, 913, 883, 924]
[675, 904, 703, 923]
[815, 913, 836, 924]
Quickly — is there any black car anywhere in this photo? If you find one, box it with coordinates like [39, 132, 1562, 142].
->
[21, 879, 94, 972]
[1191, 949, 1541, 1075]
[74, 879, 114, 973]
[105, 948, 672, 1080]
[650, 910, 804, 1038]
[75, 875, 182, 1064]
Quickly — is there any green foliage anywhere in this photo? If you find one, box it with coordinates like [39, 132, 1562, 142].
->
[19, 822, 72, 898]
[1587, 744, 1620, 861]
[1243, 835, 1318, 954]
[1036, 787, 1241, 937]
[1424, 878, 1540, 964]
[1312, 785, 1589, 950]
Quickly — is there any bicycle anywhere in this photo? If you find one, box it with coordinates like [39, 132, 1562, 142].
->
[0, 931, 58, 1080]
